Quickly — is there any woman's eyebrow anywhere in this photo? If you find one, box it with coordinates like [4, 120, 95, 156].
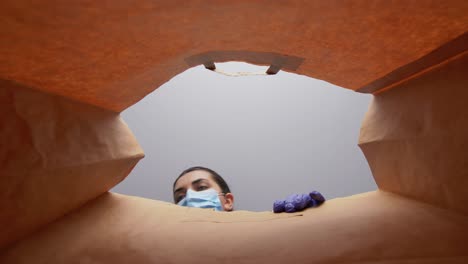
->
[191, 178, 208, 185]
[174, 178, 209, 195]
[173, 187, 185, 195]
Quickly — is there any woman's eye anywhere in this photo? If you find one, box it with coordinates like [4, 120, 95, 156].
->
[198, 186, 208, 191]
[176, 195, 185, 203]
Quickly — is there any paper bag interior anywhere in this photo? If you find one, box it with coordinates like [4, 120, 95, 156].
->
[0, 1, 467, 263]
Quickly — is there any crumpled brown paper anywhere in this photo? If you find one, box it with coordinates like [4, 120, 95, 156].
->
[359, 53, 468, 215]
[1, 191, 468, 264]
[0, 81, 144, 248]
[0, 1, 467, 263]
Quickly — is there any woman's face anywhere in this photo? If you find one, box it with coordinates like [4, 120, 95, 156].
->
[173, 170, 234, 211]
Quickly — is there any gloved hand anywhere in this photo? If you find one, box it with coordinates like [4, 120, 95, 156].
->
[273, 191, 325, 213]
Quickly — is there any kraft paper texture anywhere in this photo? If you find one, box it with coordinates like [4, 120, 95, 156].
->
[1, 191, 467, 263]
[0, 1, 467, 263]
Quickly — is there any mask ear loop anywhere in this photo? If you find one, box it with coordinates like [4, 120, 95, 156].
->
[218, 192, 234, 211]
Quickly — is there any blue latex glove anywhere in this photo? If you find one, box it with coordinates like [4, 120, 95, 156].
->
[273, 191, 325, 213]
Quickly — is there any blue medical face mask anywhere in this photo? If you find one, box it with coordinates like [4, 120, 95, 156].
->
[177, 188, 224, 211]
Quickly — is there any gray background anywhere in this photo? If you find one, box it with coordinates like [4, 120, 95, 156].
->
[112, 62, 377, 211]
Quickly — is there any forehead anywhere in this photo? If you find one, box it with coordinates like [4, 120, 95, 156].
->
[174, 170, 215, 190]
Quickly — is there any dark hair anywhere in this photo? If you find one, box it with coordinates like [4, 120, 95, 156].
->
[173, 166, 231, 200]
